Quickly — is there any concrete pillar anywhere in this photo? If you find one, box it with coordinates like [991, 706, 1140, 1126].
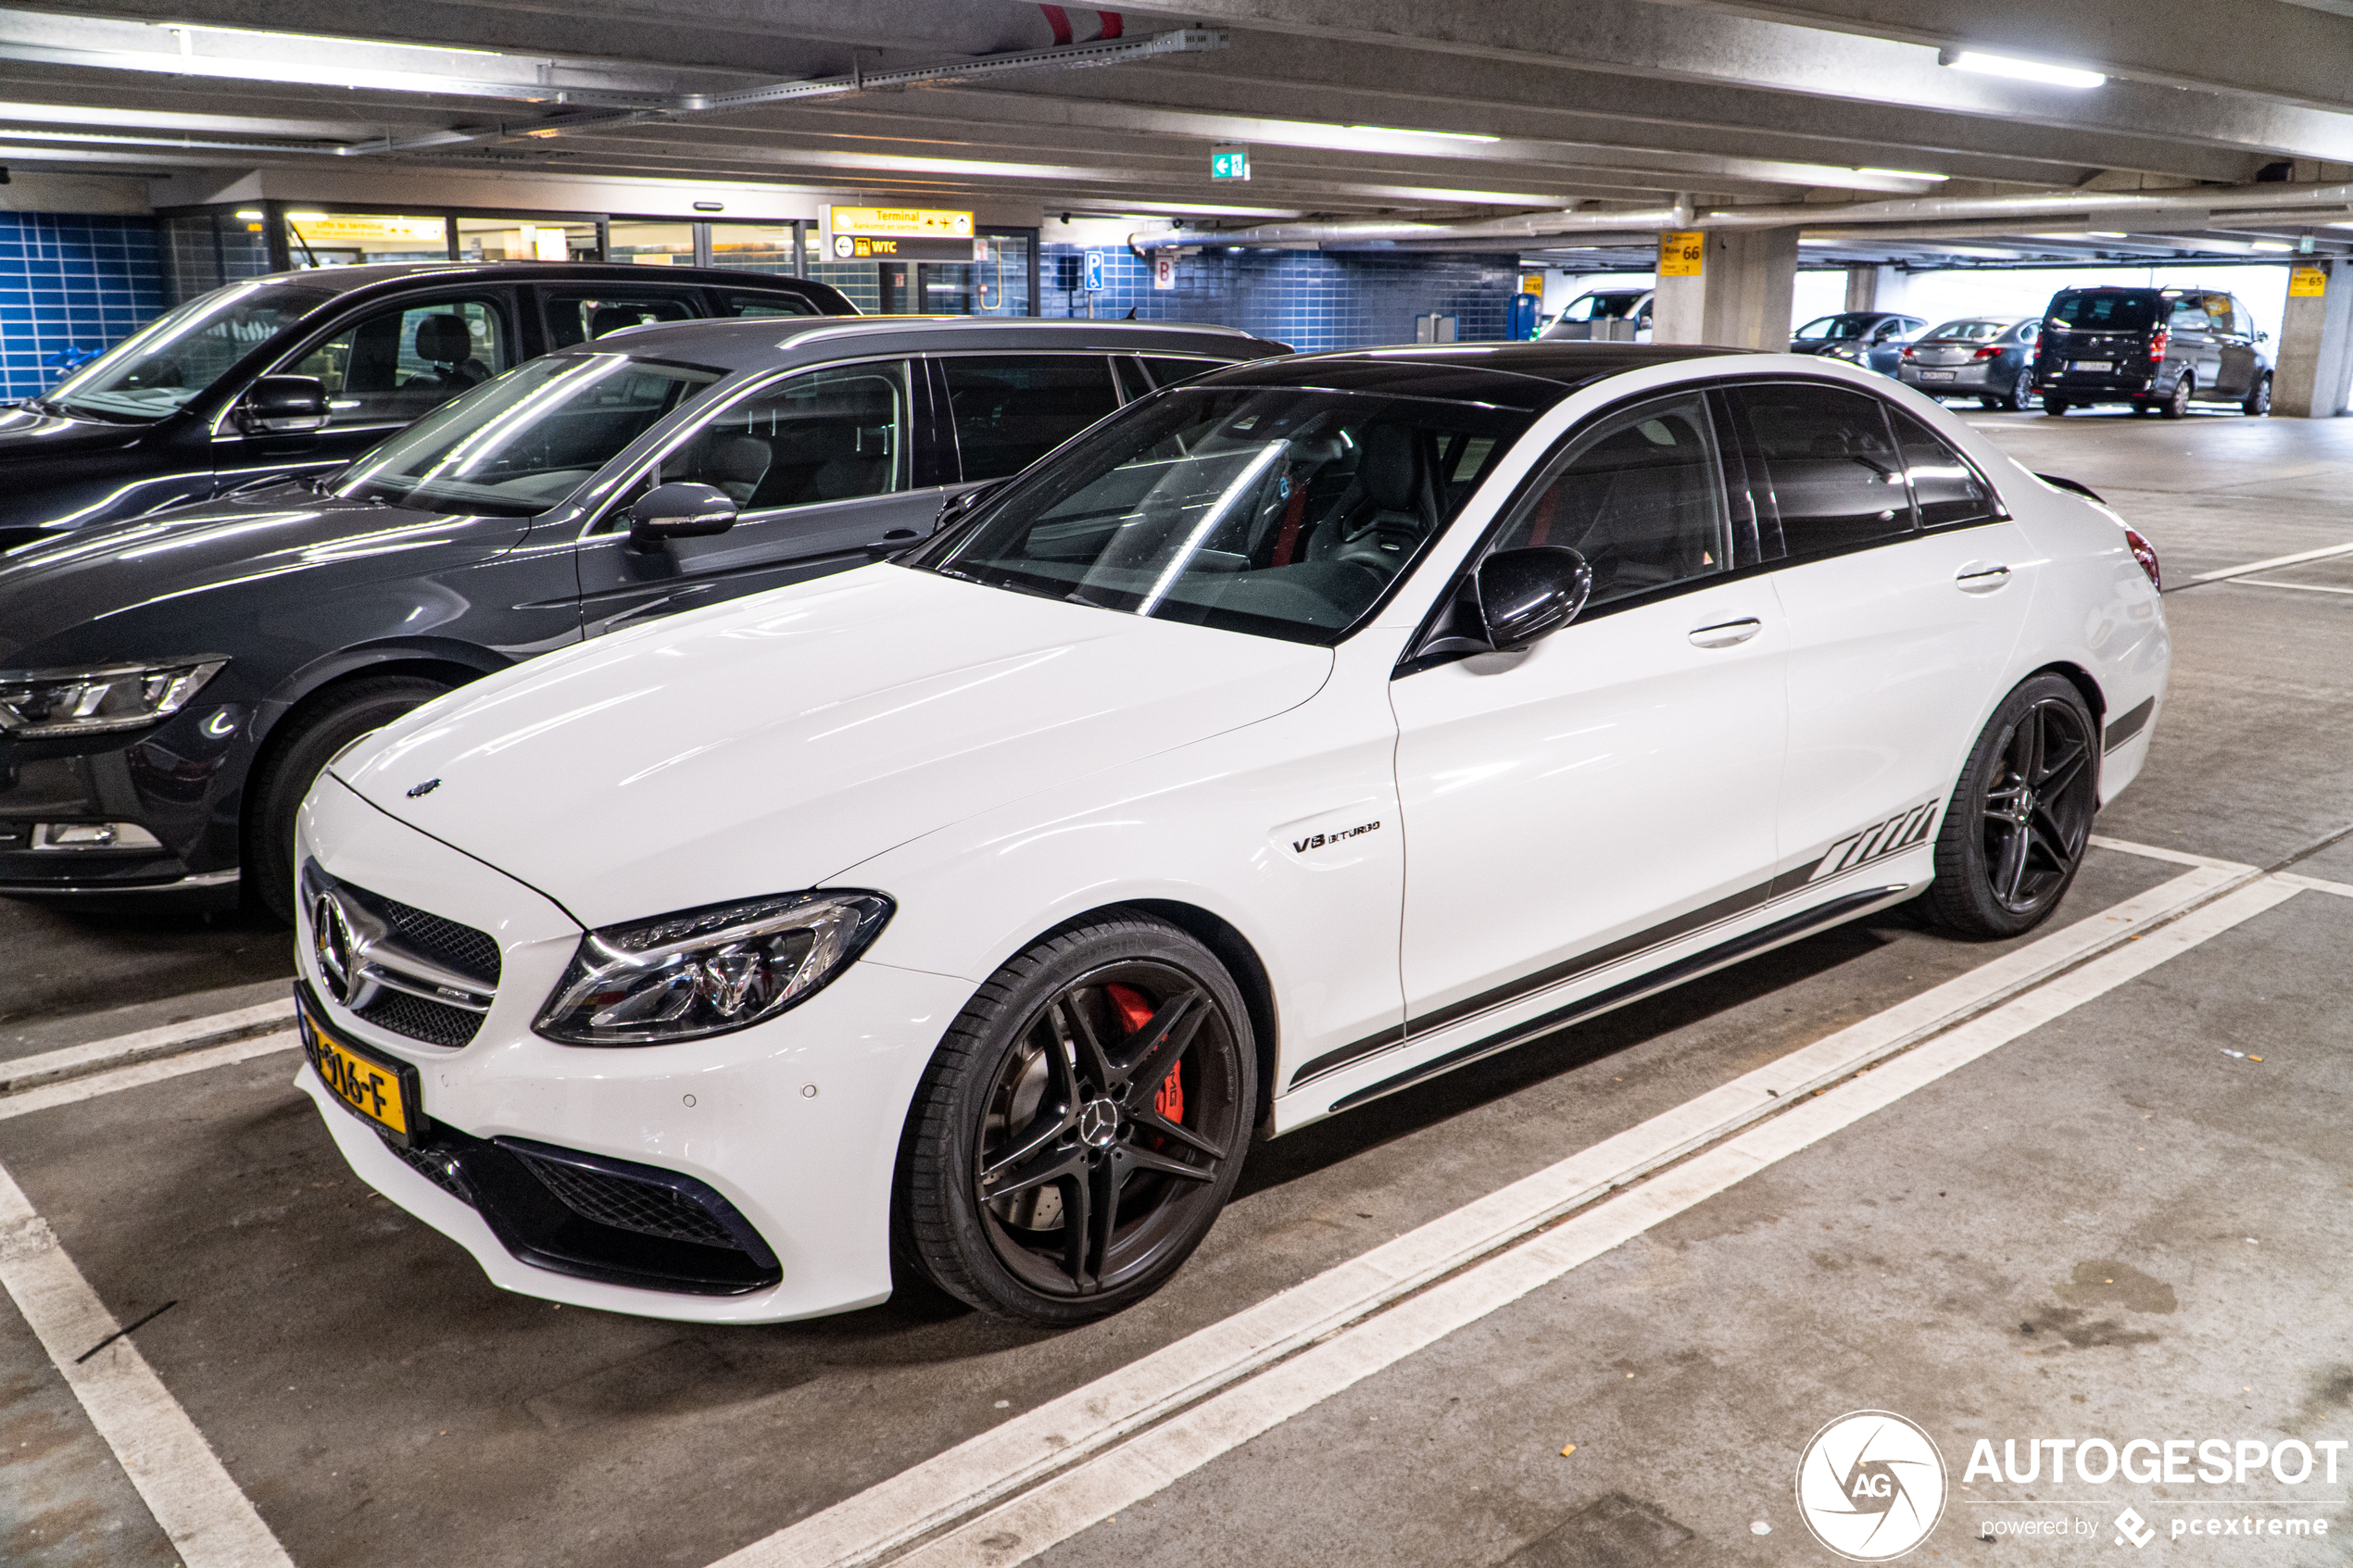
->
[1653, 228, 1799, 350]
[2273, 261, 2353, 418]
[1843, 265, 1878, 313]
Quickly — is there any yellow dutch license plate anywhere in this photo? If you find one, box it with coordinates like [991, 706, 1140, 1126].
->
[300, 1001, 421, 1146]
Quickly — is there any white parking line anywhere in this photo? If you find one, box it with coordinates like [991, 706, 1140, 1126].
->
[2186, 540, 2353, 584]
[2275, 871, 2353, 899]
[0, 1033, 297, 1123]
[2086, 834, 2256, 872]
[0, 997, 293, 1095]
[0, 1159, 296, 1568]
[716, 857, 2248, 1568]
[885, 877, 2300, 1568]
[2227, 577, 2353, 597]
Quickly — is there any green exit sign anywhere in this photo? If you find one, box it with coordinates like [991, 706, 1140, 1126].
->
[1211, 144, 1250, 182]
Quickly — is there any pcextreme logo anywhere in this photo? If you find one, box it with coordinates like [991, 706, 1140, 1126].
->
[1796, 1411, 1949, 1561]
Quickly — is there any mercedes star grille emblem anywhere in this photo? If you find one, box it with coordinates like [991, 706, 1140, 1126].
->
[310, 891, 377, 1010]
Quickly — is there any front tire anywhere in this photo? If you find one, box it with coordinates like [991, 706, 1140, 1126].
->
[2243, 372, 2272, 417]
[245, 674, 453, 922]
[1920, 674, 2100, 940]
[900, 913, 1255, 1324]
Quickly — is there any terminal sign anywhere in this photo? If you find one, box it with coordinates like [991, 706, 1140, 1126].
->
[1658, 231, 1705, 276]
[828, 207, 980, 262]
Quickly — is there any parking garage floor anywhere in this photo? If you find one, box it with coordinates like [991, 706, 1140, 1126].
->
[3, 407, 2349, 1568]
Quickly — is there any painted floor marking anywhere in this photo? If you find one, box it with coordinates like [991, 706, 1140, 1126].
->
[2226, 577, 2353, 597]
[0, 1033, 298, 1123]
[714, 859, 2247, 1568]
[2275, 871, 2353, 899]
[2184, 539, 2353, 585]
[2086, 834, 2256, 872]
[0, 997, 294, 1095]
[0, 1159, 296, 1568]
[886, 877, 2300, 1568]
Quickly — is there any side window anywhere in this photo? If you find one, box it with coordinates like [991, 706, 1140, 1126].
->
[656, 360, 910, 513]
[715, 290, 819, 320]
[1890, 409, 1998, 530]
[1733, 383, 1915, 557]
[543, 292, 698, 350]
[943, 355, 1122, 482]
[2166, 296, 2212, 332]
[1137, 355, 1224, 390]
[1489, 392, 1731, 607]
[2231, 297, 2257, 338]
[286, 298, 509, 427]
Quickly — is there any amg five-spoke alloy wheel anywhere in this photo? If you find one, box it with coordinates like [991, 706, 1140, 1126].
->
[901, 915, 1255, 1323]
[1921, 673, 2100, 938]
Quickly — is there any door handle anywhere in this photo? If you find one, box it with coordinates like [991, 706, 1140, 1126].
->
[880, 529, 921, 541]
[1955, 562, 2011, 594]
[1688, 617, 1763, 648]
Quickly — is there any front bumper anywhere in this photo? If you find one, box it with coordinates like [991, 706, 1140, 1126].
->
[296, 769, 970, 1323]
[0, 699, 253, 897]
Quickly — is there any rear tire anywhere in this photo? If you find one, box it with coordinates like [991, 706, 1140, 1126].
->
[245, 674, 453, 923]
[2001, 367, 2032, 411]
[2160, 373, 2192, 419]
[1920, 674, 2100, 941]
[2040, 395, 2070, 416]
[900, 913, 1255, 1324]
[2243, 372, 2271, 417]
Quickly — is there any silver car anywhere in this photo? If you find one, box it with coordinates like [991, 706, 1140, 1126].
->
[1896, 317, 2042, 410]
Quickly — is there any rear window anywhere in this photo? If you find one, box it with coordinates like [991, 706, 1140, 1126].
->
[2048, 293, 2157, 332]
[1923, 320, 2007, 342]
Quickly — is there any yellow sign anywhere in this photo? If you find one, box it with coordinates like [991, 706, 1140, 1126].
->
[2289, 265, 2327, 297]
[1519, 273, 1545, 295]
[1658, 231, 1705, 276]
[283, 213, 447, 245]
[829, 206, 975, 239]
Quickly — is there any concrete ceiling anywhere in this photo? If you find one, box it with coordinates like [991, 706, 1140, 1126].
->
[1, 0, 2348, 265]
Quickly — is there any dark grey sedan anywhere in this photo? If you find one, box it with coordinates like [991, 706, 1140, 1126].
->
[1895, 317, 2042, 410]
[0, 317, 1285, 918]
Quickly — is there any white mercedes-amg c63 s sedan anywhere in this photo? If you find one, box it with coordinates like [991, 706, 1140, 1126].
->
[292, 344, 2169, 1325]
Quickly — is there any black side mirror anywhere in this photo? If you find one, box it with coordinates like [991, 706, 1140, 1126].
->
[235, 375, 330, 435]
[627, 482, 737, 549]
[1420, 546, 1592, 659]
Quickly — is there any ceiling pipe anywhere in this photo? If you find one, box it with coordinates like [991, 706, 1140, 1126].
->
[343, 27, 1223, 157]
[1139, 180, 2353, 251]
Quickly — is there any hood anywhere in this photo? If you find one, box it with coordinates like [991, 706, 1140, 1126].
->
[335, 565, 1335, 929]
[0, 483, 520, 666]
[0, 400, 148, 460]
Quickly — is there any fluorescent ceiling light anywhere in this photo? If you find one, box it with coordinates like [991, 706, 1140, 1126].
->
[1347, 125, 1500, 143]
[2089, 231, 2127, 238]
[233, 208, 263, 219]
[2251, 241, 2294, 251]
[1855, 168, 1948, 182]
[1943, 50, 2106, 89]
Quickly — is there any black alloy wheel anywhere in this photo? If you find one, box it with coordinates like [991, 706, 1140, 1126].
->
[2161, 372, 2193, 419]
[2244, 372, 2272, 417]
[901, 914, 1254, 1323]
[1921, 674, 2100, 939]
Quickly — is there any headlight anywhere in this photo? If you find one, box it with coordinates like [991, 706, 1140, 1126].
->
[535, 890, 893, 1047]
[0, 659, 226, 737]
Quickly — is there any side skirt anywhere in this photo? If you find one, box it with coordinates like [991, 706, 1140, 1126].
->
[1318, 883, 1916, 1118]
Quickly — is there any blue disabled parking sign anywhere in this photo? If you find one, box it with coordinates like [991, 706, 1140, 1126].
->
[1085, 251, 1105, 293]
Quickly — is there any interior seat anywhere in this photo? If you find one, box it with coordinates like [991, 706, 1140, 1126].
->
[403, 313, 491, 394]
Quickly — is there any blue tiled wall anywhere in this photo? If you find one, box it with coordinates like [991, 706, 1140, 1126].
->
[0, 214, 166, 401]
[1038, 244, 1520, 350]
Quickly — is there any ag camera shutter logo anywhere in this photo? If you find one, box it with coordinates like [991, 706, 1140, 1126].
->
[1796, 1411, 1947, 1561]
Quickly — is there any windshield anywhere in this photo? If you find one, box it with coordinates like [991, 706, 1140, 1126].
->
[912, 384, 1533, 645]
[46, 281, 333, 422]
[2049, 293, 2157, 331]
[1793, 313, 1883, 342]
[1923, 320, 2007, 342]
[1560, 292, 1644, 322]
[330, 354, 722, 517]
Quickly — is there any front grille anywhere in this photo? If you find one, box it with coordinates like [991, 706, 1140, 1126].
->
[510, 1147, 740, 1249]
[386, 1136, 472, 1204]
[358, 989, 483, 1050]
[375, 895, 500, 986]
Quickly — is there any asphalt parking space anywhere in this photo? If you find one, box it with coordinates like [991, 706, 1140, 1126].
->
[0, 412, 2347, 1567]
[1026, 885, 2353, 1568]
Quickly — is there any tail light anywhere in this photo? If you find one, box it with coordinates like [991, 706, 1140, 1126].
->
[1900, 345, 1917, 359]
[2148, 326, 2169, 361]
[1971, 345, 2001, 360]
[2125, 528, 2161, 590]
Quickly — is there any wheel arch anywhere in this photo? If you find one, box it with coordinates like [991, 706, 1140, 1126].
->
[1123, 898, 1280, 1134]
[2027, 659, 2107, 726]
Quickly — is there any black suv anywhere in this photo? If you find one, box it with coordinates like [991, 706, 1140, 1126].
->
[0, 262, 854, 548]
[0, 317, 1283, 918]
[2033, 287, 2273, 417]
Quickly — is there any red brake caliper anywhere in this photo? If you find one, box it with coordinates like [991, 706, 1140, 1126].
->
[1105, 984, 1182, 1122]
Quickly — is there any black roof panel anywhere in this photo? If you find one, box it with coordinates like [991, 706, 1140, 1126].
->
[1192, 341, 1753, 408]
